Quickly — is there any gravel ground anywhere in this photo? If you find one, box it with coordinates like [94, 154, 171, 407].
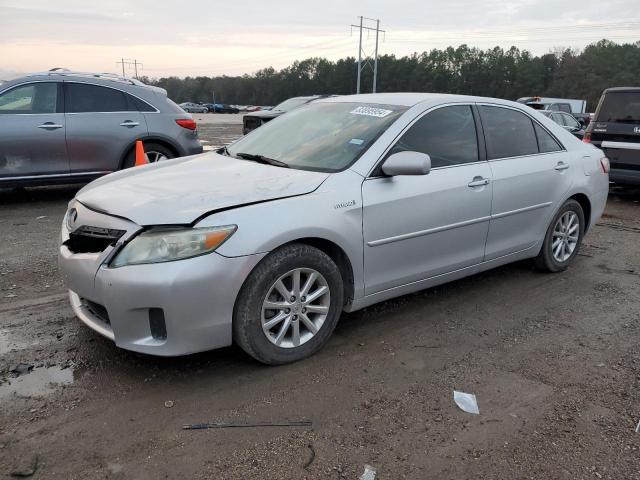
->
[1, 119, 639, 479]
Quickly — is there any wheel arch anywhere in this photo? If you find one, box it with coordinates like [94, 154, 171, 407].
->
[568, 192, 592, 232]
[118, 136, 181, 169]
[243, 237, 356, 309]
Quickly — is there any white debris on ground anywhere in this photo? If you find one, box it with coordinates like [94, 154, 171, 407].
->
[359, 464, 377, 480]
[453, 391, 480, 415]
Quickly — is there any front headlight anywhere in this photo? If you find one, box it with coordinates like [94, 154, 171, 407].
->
[110, 225, 236, 268]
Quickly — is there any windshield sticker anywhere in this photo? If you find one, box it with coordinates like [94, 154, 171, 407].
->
[349, 138, 365, 145]
[350, 106, 393, 118]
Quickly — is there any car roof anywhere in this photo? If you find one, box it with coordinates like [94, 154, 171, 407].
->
[0, 70, 167, 96]
[317, 92, 527, 109]
[603, 87, 640, 93]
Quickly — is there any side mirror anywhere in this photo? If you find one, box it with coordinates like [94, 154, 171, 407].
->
[381, 151, 431, 176]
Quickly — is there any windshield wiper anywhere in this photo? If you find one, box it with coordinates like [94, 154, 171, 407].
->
[218, 145, 231, 156]
[235, 152, 289, 168]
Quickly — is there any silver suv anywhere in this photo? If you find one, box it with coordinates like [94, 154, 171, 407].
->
[0, 70, 203, 187]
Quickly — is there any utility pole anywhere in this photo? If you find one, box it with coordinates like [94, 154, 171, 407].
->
[350, 17, 385, 94]
[373, 19, 380, 93]
[356, 16, 363, 94]
[116, 58, 143, 79]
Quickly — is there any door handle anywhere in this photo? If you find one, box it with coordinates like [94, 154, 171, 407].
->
[554, 162, 570, 171]
[119, 121, 140, 127]
[468, 177, 490, 188]
[37, 123, 63, 130]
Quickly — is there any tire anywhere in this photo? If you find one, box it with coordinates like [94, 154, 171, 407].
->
[122, 142, 175, 169]
[233, 243, 344, 365]
[534, 199, 585, 272]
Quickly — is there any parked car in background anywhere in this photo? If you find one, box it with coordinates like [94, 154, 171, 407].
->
[59, 93, 608, 365]
[0, 70, 202, 187]
[205, 103, 240, 114]
[243, 95, 329, 134]
[518, 96, 590, 126]
[584, 87, 640, 185]
[179, 102, 209, 113]
[541, 111, 585, 139]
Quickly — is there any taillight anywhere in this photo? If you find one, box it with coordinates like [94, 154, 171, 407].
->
[175, 118, 197, 130]
[582, 131, 591, 143]
[599, 156, 610, 174]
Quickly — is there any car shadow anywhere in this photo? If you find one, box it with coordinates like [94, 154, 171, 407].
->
[0, 185, 82, 206]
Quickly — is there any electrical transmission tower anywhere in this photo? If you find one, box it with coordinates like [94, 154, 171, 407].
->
[116, 58, 143, 79]
[351, 16, 385, 94]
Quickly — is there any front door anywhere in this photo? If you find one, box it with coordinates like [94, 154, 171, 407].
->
[362, 105, 492, 295]
[64, 82, 148, 173]
[0, 82, 69, 179]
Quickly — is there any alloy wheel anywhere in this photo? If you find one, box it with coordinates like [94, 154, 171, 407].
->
[552, 211, 579, 262]
[145, 150, 168, 163]
[261, 268, 331, 348]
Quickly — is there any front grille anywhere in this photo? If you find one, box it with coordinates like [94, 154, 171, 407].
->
[81, 298, 110, 325]
[65, 226, 125, 253]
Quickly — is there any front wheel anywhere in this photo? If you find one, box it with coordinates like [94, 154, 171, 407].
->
[534, 199, 585, 272]
[233, 243, 344, 365]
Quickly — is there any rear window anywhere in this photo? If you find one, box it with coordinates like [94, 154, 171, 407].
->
[596, 92, 640, 124]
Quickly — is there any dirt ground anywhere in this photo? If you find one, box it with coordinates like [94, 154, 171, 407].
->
[1, 120, 639, 479]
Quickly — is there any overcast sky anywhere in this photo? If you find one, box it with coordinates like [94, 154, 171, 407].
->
[1, 0, 638, 80]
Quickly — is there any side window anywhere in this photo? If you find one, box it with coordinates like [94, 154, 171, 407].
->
[534, 123, 562, 153]
[563, 114, 580, 129]
[388, 105, 478, 168]
[66, 83, 128, 113]
[551, 113, 566, 126]
[558, 104, 571, 113]
[0, 83, 58, 114]
[479, 106, 538, 159]
[126, 93, 156, 112]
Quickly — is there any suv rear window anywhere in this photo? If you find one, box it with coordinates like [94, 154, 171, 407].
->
[596, 92, 640, 124]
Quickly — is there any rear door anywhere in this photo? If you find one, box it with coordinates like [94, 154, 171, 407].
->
[480, 105, 571, 260]
[64, 82, 149, 173]
[362, 104, 493, 294]
[0, 82, 69, 178]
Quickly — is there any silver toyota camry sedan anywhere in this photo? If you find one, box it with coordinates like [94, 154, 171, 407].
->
[59, 93, 609, 364]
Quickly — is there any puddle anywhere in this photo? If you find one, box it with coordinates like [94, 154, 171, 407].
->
[0, 366, 74, 398]
[0, 328, 31, 354]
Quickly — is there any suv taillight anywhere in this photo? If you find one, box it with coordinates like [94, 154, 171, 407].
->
[600, 156, 610, 174]
[582, 131, 591, 143]
[176, 119, 197, 130]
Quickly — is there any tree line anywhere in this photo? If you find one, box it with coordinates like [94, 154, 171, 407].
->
[144, 40, 640, 112]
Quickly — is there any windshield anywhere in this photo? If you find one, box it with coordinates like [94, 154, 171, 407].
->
[597, 92, 640, 124]
[227, 102, 407, 172]
[272, 97, 314, 112]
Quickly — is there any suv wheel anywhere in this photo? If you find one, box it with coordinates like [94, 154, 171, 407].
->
[123, 142, 174, 168]
[535, 199, 585, 272]
[233, 243, 343, 365]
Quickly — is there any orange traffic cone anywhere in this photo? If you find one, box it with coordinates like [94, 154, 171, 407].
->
[134, 140, 149, 166]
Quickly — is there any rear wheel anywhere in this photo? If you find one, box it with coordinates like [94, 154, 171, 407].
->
[233, 243, 343, 365]
[122, 142, 174, 169]
[534, 199, 585, 272]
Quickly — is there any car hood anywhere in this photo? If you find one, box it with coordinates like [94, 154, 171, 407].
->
[75, 153, 330, 225]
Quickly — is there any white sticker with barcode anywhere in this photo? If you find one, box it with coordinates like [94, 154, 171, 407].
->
[350, 106, 392, 118]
